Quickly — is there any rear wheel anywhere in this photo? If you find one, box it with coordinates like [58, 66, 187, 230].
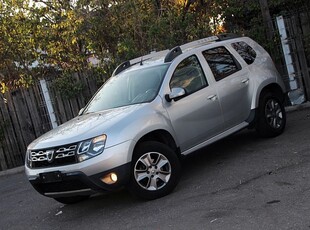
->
[54, 195, 89, 204]
[128, 141, 181, 200]
[256, 91, 286, 137]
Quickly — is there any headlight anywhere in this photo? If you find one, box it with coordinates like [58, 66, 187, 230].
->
[77, 134, 107, 162]
[26, 149, 32, 168]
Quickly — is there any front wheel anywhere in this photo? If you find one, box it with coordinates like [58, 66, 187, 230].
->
[128, 141, 181, 200]
[256, 92, 286, 137]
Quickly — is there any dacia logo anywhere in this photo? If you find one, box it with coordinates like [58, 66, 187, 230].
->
[46, 150, 54, 163]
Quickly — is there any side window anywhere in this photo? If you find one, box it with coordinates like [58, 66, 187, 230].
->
[231, 41, 257, 65]
[170, 55, 208, 94]
[202, 47, 240, 81]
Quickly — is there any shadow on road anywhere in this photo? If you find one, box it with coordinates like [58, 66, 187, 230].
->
[58, 129, 262, 211]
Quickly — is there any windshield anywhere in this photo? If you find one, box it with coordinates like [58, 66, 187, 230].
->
[84, 64, 169, 113]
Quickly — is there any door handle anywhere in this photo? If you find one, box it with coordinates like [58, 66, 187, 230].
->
[207, 95, 218, 101]
[241, 78, 249, 84]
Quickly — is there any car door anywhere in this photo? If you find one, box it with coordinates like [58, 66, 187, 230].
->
[202, 46, 252, 129]
[164, 55, 224, 152]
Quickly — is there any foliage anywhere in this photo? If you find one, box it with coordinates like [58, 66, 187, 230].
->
[52, 72, 84, 99]
[0, 0, 309, 93]
[0, 0, 37, 92]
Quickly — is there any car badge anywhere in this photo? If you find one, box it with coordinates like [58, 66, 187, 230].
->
[46, 150, 54, 163]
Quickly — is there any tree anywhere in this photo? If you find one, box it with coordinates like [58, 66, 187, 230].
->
[0, 0, 37, 92]
[0, 0, 87, 92]
[259, 0, 274, 41]
[3, 0, 307, 94]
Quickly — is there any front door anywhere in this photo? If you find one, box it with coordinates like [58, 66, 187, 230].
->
[164, 55, 224, 152]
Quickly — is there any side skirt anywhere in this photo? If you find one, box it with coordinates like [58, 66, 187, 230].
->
[181, 122, 249, 156]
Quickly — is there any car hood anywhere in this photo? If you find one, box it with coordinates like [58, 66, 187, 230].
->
[28, 104, 144, 150]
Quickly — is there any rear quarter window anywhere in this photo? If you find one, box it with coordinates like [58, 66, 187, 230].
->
[231, 41, 257, 65]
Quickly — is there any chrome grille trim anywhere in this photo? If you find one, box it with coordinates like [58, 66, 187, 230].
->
[55, 151, 75, 159]
[56, 145, 76, 153]
[30, 151, 48, 162]
[29, 144, 78, 168]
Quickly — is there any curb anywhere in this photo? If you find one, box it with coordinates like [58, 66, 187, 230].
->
[0, 166, 24, 177]
[0, 102, 309, 177]
[285, 101, 310, 113]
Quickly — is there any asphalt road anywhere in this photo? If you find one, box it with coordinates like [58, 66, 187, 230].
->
[1, 108, 310, 230]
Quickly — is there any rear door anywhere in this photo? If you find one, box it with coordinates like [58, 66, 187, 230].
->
[201, 46, 252, 129]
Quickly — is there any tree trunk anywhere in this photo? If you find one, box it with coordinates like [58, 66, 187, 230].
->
[259, 0, 274, 41]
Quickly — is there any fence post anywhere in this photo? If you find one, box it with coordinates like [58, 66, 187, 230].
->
[0, 146, 7, 171]
[290, 15, 310, 101]
[39, 79, 58, 129]
[276, 16, 298, 90]
[276, 15, 305, 104]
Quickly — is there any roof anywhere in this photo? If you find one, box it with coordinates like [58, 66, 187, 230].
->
[112, 33, 240, 76]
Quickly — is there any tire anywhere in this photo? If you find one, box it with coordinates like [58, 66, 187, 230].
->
[54, 195, 90, 204]
[128, 141, 181, 200]
[256, 91, 286, 137]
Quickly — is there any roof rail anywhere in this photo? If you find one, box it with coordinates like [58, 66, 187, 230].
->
[112, 61, 131, 76]
[113, 34, 241, 74]
[164, 46, 182, 62]
[129, 49, 169, 64]
[112, 49, 169, 76]
[163, 35, 219, 63]
[163, 34, 240, 62]
[180, 35, 219, 51]
[217, 33, 239, 41]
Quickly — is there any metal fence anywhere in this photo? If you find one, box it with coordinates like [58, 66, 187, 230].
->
[273, 9, 310, 104]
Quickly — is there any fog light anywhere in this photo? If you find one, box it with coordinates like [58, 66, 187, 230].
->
[110, 173, 118, 182]
[101, 172, 118, 185]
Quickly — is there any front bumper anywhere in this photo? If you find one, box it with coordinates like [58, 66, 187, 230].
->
[29, 163, 131, 198]
[25, 140, 134, 198]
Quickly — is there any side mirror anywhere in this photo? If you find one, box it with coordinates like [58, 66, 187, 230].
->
[165, 87, 186, 102]
[78, 107, 85, 116]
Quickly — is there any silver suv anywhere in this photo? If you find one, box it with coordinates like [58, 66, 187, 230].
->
[25, 35, 286, 204]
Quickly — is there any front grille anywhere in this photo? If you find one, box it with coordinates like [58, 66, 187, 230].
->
[29, 144, 78, 168]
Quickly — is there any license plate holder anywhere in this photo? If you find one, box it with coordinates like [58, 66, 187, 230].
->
[40, 171, 63, 183]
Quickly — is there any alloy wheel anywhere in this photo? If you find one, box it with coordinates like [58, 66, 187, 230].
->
[134, 152, 171, 191]
[265, 98, 283, 129]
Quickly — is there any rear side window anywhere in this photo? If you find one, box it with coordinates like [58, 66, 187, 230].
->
[231, 41, 257, 65]
[202, 47, 240, 81]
